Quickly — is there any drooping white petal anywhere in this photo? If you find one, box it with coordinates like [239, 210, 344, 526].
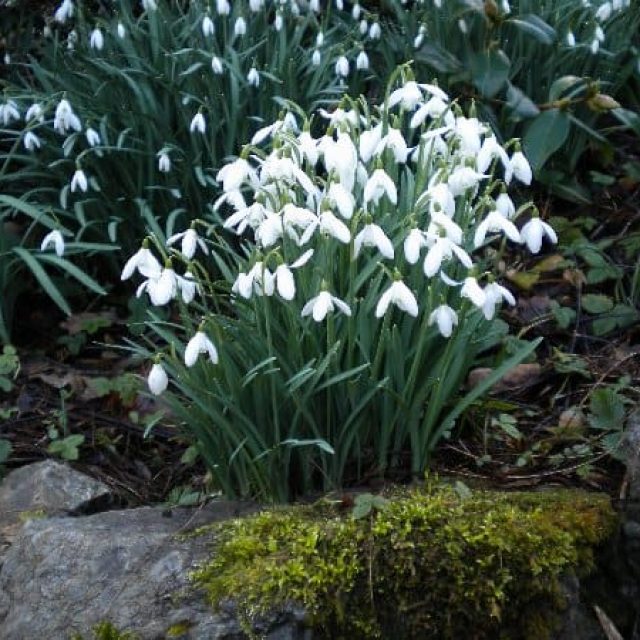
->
[148, 362, 169, 395]
[40, 230, 65, 257]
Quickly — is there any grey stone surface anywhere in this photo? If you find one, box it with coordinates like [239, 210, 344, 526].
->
[0, 500, 308, 639]
[0, 460, 111, 557]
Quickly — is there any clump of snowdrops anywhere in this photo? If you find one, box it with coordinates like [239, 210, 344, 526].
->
[126, 68, 551, 501]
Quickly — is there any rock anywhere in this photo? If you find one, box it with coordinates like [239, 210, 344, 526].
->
[0, 501, 309, 639]
[0, 460, 111, 557]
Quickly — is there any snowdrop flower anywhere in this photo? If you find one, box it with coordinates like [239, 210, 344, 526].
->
[319, 210, 351, 243]
[410, 95, 450, 128]
[121, 245, 161, 280]
[117, 22, 126, 39]
[423, 236, 472, 277]
[460, 276, 486, 308]
[458, 18, 469, 34]
[520, 216, 557, 254]
[234, 17, 247, 36]
[447, 167, 488, 197]
[335, 0, 343, 9]
[389, 81, 423, 111]
[251, 112, 298, 146]
[273, 249, 313, 300]
[369, 22, 381, 39]
[476, 136, 510, 174]
[85, 127, 101, 147]
[233, 261, 275, 298]
[274, 12, 284, 31]
[376, 279, 418, 317]
[142, 266, 178, 306]
[297, 130, 319, 166]
[474, 210, 521, 247]
[190, 112, 206, 134]
[25, 103, 44, 123]
[356, 50, 369, 71]
[217, 157, 257, 192]
[223, 201, 267, 234]
[70, 168, 88, 193]
[54, 0, 74, 23]
[141, 0, 157, 11]
[595, 2, 612, 20]
[67, 29, 78, 51]
[452, 116, 485, 156]
[419, 182, 455, 218]
[24, 131, 42, 151]
[202, 15, 215, 37]
[359, 19, 368, 35]
[508, 150, 532, 185]
[211, 56, 224, 74]
[501, 0, 511, 13]
[591, 38, 600, 55]
[177, 272, 199, 304]
[495, 191, 515, 219]
[482, 282, 516, 320]
[352, 2, 361, 18]
[312, 49, 321, 66]
[316, 31, 324, 47]
[216, 0, 230, 15]
[335, 55, 349, 78]
[250, 0, 264, 11]
[90, 27, 104, 51]
[414, 25, 426, 49]
[322, 132, 358, 190]
[566, 31, 576, 47]
[404, 229, 428, 264]
[359, 123, 383, 163]
[167, 227, 208, 259]
[354, 223, 394, 259]
[158, 151, 171, 173]
[375, 128, 409, 163]
[328, 182, 355, 219]
[364, 168, 398, 207]
[302, 290, 351, 321]
[147, 362, 168, 395]
[40, 230, 65, 257]
[429, 304, 459, 338]
[247, 67, 260, 87]
[0, 99, 20, 126]
[54, 98, 81, 135]
[310, 0, 320, 11]
[185, 331, 218, 367]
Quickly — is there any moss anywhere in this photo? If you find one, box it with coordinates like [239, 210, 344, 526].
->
[192, 483, 617, 640]
[70, 621, 139, 640]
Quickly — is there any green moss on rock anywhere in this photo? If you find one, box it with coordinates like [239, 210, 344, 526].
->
[193, 483, 617, 639]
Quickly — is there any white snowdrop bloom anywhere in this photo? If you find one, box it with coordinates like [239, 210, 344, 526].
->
[359, 19, 368, 35]
[177, 271, 199, 304]
[429, 304, 459, 338]
[211, 56, 224, 74]
[139, 266, 178, 306]
[410, 96, 449, 128]
[282, 204, 319, 245]
[335, 0, 344, 8]
[434, 0, 442, 7]
[414, 25, 426, 49]
[335, 55, 349, 78]
[453, 116, 485, 156]
[447, 166, 488, 197]
[376, 279, 418, 318]
[428, 211, 464, 245]
[369, 21, 381, 39]
[404, 229, 428, 264]
[389, 81, 424, 111]
[508, 151, 532, 185]
[167, 228, 209, 259]
[70, 168, 88, 193]
[595, 2, 612, 20]
[274, 264, 296, 300]
[40, 230, 65, 257]
[319, 210, 351, 243]
[216, 0, 230, 15]
[328, 182, 355, 219]
[495, 192, 515, 219]
[185, 331, 218, 367]
[458, 18, 469, 34]
[359, 124, 383, 163]
[141, 0, 157, 11]
[247, 67, 260, 87]
[311, 49, 321, 66]
[25, 103, 44, 123]
[202, 15, 215, 37]
[591, 38, 600, 54]
[482, 282, 516, 320]
[233, 261, 275, 298]
[250, 0, 264, 11]
[501, 0, 511, 13]
[24, 131, 42, 151]
[0, 99, 20, 126]
[352, 2, 361, 18]
[255, 214, 284, 248]
[356, 50, 369, 71]
[323, 132, 358, 191]
[354, 223, 394, 259]
[520, 217, 557, 254]
[54, 98, 81, 135]
[302, 290, 351, 322]
[157, 151, 171, 173]
[121, 246, 161, 280]
[274, 12, 284, 31]
[310, 0, 320, 11]
[364, 168, 397, 207]
[419, 182, 455, 218]
[297, 131, 319, 166]
[147, 362, 168, 395]
[376, 128, 410, 164]
[234, 17, 247, 36]
[54, 0, 74, 23]
[566, 30, 576, 47]
[460, 276, 486, 308]
[85, 127, 101, 147]
[90, 27, 104, 51]
[423, 236, 472, 277]
[213, 189, 247, 215]
[317, 107, 360, 128]
[316, 31, 324, 47]
[251, 113, 297, 146]
[476, 135, 510, 174]
[67, 29, 78, 51]
[190, 112, 206, 134]
[474, 210, 521, 248]
[117, 22, 126, 39]
[223, 201, 267, 234]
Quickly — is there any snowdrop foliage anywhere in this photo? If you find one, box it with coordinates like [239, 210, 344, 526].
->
[123, 69, 550, 499]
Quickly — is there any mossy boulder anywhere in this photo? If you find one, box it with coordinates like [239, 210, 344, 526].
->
[193, 483, 617, 639]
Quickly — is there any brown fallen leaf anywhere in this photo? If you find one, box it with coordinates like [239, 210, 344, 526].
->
[467, 363, 542, 393]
